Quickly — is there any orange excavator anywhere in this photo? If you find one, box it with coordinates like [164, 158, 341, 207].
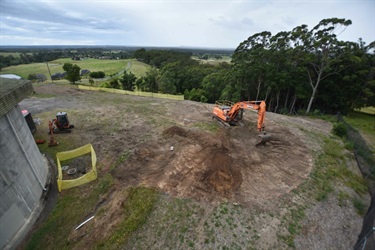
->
[48, 112, 75, 134]
[48, 112, 75, 147]
[212, 100, 271, 145]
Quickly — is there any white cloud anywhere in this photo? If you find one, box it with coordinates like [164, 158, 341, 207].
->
[0, 0, 374, 48]
[0, 34, 97, 45]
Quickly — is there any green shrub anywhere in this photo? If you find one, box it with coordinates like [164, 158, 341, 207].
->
[332, 123, 347, 137]
[297, 109, 306, 116]
[313, 109, 321, 115]
[344, 141, 354, 150]
[89, 78, 94, 86]
[279, 107, 289, 115]
[90, 71, 105, 78]
[200, 95, 208, 103]
[100, 82, 111, 88]
[352, 197, 366, 216]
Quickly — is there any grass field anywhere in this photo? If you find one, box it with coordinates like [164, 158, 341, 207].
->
[344, 110, 375, 149]
[0, 58, 150, 80]
[0, 52, 32, 57]
[191, 55, 232, 65]
[358, 107, 375, 115]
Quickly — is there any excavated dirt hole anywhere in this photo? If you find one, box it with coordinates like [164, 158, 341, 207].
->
[60, 154, 92, 180]
[201, 148, 242, 196]
[163, 126, 242, 196]
[112, 123, 312, 204]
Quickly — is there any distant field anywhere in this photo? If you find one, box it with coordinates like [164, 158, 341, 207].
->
[192, 55, 231, 65]
[358, 106, 375, 115]
[0, 52, 32, 57]
[0, 58, 150, 80]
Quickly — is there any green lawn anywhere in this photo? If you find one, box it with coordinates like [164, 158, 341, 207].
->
[358, 107, 375, 115]
[344, 110, 375, 149]
[0, 58, 150, 80]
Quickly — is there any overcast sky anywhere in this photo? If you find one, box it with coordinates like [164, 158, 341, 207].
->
[0, 0, 374, 49]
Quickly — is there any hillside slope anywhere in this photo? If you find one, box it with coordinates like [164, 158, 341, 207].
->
[20, 84, 369, 249]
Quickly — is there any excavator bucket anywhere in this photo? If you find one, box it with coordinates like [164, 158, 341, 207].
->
[256, 134, 272, 146]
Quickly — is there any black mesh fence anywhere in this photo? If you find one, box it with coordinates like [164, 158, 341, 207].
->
[336, 114, 375, 250]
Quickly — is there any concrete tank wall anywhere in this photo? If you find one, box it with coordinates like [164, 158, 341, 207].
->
[0, 104, 50, 249]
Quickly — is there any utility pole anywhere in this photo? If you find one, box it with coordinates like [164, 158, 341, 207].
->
[46, 61, 53, 83]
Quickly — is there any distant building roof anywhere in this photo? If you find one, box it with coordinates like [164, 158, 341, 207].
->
[0, 78, 34, 116]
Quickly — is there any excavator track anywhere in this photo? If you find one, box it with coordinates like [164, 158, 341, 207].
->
[212, 116, 231, 128]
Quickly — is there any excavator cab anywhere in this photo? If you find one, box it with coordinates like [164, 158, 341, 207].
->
[49, 112, 74, 134]
[56, 112, 71, 129]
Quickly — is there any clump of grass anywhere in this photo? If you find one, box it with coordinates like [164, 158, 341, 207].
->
[110, 150, 130, 170]
[344, 140, 355, 151]
[277, 206, 306, 248]
[278, 234, 295, 248]
[310, 138, 339, 201]
[338, 191, 350, 207]
[352, 197, 367, 216]
[193, 122, 219, 133]
[104, 187, 158, 248]
[332, 122, 347, 137]
[94, 173, 115, 195]
[288, 207, 305, 236]
[342, 171, 368, 195]
[308, 137, 368, 201]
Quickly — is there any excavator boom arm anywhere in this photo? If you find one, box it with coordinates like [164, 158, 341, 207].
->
[226, 101, 266, 131]
[212, 100, 270, 145]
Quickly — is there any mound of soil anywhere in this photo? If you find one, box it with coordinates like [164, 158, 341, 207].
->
[112, 122, 312, 204]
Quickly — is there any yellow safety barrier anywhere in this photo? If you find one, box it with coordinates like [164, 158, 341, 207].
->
[77, 85, 184, 100]
[56, 144, 97, 192]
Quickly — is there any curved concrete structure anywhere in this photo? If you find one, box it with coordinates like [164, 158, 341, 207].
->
[0, 78, 50, 249]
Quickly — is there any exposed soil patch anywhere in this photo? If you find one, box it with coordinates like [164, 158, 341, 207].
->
[112, 120, 312, 204]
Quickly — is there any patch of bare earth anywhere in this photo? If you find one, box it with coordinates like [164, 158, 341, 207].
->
[112, 117, 312, 205]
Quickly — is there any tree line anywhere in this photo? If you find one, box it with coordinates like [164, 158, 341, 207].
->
[4, 17, 373, 115]
[117, 18, 373, 115]
[230, 18, 374, 114]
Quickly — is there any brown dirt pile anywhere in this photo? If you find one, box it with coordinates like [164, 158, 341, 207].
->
[112, 126, 242, 202]
[112, 122, 312, 204]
